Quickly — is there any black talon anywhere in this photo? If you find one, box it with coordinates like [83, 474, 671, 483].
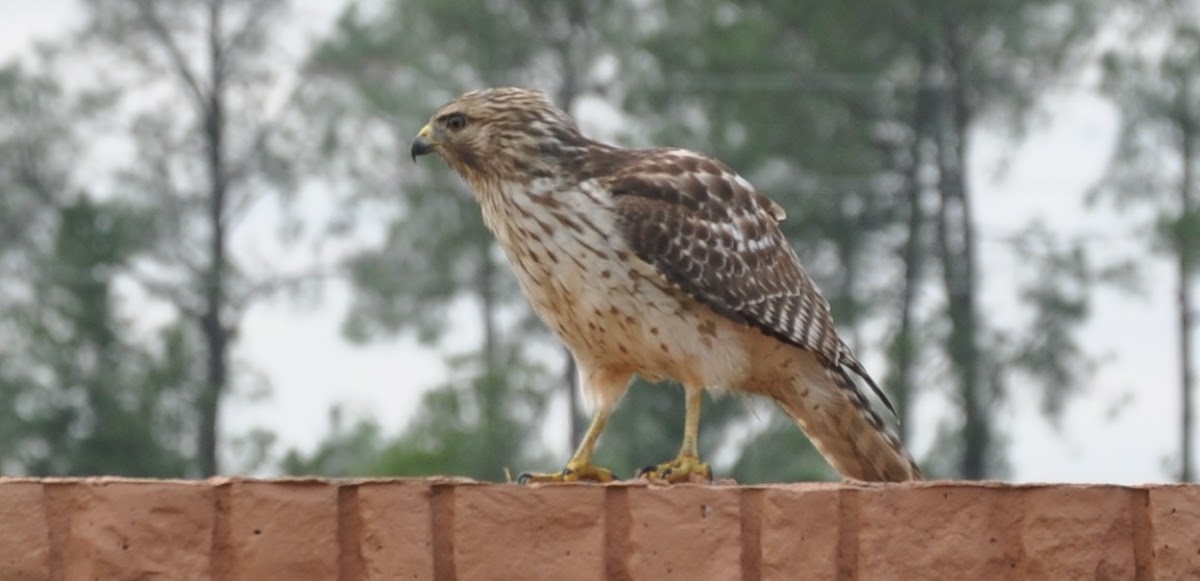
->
[637, 465, 657, 478]
[517, 472, 533, 485]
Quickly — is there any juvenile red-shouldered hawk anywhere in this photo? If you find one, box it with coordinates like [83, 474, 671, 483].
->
[411, 87, 921, 483]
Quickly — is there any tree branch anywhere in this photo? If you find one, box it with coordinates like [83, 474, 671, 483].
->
[133, 0, 207, 107]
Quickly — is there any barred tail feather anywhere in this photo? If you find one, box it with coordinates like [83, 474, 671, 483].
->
[774, 360, 922, 482]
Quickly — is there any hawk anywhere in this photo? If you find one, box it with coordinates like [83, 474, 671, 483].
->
[411, 87, 921, 483]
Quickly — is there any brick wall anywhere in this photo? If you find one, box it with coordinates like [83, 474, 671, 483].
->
[1, 477, 1197, 580]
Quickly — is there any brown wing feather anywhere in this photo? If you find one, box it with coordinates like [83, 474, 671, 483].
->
[603, 149, 898, 418]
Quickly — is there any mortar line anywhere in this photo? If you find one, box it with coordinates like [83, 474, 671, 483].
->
[1131, 487, 1155, 581]
[739, 488, 763, 581]
[43, 482, 72, 581]
[211, 482, 232, 581]
[431, 484, 458, 581]
[605, 486, 632, 581]
[337, 483, 365, 581]
[836, 487, 859, 581]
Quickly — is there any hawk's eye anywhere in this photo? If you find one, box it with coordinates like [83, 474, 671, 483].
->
[444, 113, 468, 131]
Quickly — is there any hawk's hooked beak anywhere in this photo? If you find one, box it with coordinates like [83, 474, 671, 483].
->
[410, 124, 437, 162]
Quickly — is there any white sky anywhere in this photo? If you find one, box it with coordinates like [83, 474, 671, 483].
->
[0, 1, 1190, 484]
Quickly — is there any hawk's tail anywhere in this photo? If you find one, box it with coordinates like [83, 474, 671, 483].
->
[774, 361, 922, 482]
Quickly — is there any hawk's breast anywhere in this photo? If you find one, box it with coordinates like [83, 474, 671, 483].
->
[480, 178, 753, 394]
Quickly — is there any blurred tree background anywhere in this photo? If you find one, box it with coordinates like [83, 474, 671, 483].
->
[0, 0, 1193, 482]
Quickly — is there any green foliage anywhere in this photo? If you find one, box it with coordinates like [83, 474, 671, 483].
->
[1095, 21, 1200, 246]
[305, 1, 542, 350]
[73, 0, 303, 475]
[0, 64, 197, 476]
[2, 197, 194, 476]
[592, 385, 749, 480]
[1093, 7, 1200, 481]
[0, 62, 74, 255]
[1095, 24, 1200, 211]
[1006, 224, 1140, 423]
[729, 414, 836, 483]
[281, 406, 386, 477]
[368, 349, 554, 480]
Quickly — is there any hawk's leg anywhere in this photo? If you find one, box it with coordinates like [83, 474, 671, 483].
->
[638, 389, 713, 483]
[518, 406, 616, 484]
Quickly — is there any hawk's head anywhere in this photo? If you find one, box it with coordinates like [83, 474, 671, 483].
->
[411, 87, 588, 189]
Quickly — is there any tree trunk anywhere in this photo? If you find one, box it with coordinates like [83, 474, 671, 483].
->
[563, 349, 583, 446]
[836, 196, 865, 353]
[1178, 78, 1196, 483]
[478, 238, 499, 472]
[479, 242, 497, 375]
[891, 41, 937, 443]
[937, 20, 986, 479]
[475, 236, 513, 477]
[554, 0, 588, 450]
[198, 0, 229, 477]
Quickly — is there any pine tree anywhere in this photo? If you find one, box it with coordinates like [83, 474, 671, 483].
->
[1095, 11, 1200, 481]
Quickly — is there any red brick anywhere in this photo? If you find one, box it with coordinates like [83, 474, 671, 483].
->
[1, 477, 1197, 579]
[356, 480, 436, 581]
[858, 482, 1023, 580]
[60, 480, 214, 581]
[626, 484, 742, 580]
[454, 483, 606, 581]
[1149, 485, 1200, 578]
[760, 484, 840, 581]
[225, 480, 338, 580]
[1020, 485, 1136, 580]
[0, 480, 50, 581]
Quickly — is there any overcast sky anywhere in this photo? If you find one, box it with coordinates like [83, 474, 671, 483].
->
[1, 0, 1187, 483]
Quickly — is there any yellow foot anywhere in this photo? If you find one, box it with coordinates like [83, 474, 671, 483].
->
[636, 455, 713, 484]
[517, 460, 616, 484]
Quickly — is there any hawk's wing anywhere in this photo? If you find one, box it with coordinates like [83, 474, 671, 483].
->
[602, 149, 897, 417]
